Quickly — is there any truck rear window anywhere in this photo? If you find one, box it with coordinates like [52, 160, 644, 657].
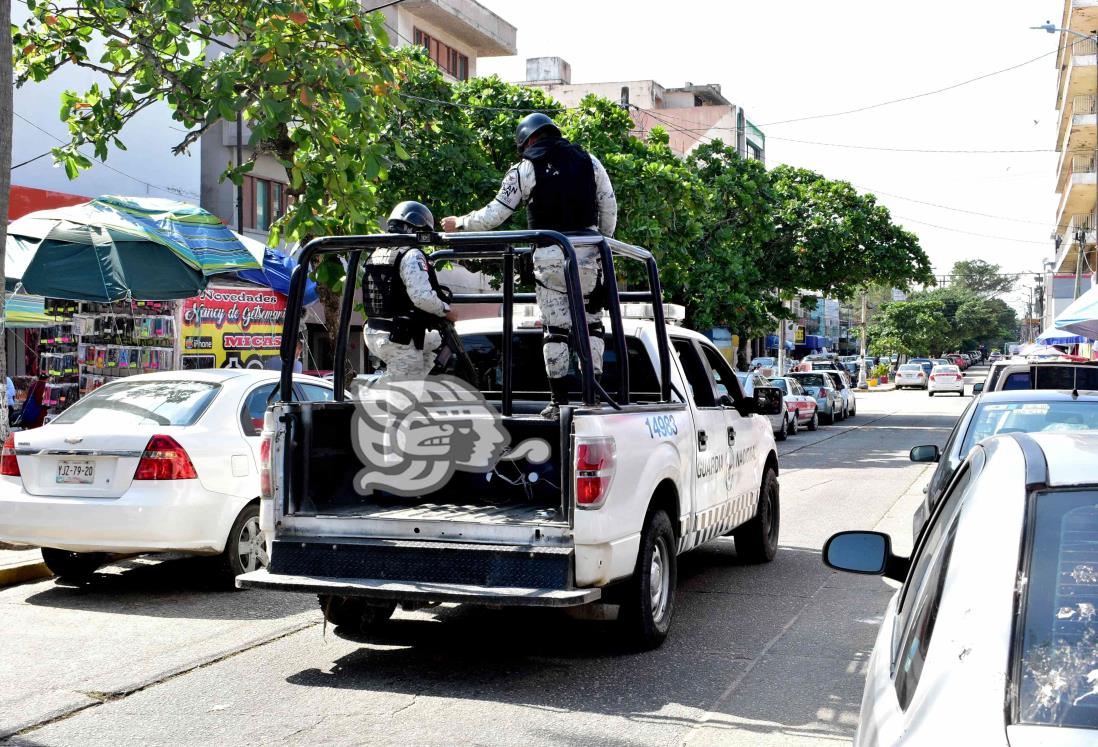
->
[448, 332, 662, 402]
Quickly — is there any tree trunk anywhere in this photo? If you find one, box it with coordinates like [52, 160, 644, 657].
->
[0, 0, 13, 441]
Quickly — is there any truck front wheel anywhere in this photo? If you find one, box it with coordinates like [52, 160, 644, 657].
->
[318, 595, 397, 635]
[617, 509, 677, 650]
[733, 468, 780, 563]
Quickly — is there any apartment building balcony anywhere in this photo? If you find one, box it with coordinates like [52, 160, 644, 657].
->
[1056, 95, 1097, 154]
[1055, 213, 1097, 274]
[1055, 35, 1097, 114]
[1056, 152, 1097, 223]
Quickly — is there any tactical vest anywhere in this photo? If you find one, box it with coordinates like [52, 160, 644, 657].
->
[526, 140, 599, 232]
[362, 248, 446, 319]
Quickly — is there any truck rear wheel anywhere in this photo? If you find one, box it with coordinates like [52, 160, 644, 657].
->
[617, 509, 676, 650]
[318, 595, 397, 635]
[734, 468, 780, 563]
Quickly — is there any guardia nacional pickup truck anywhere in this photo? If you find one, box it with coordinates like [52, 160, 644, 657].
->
[237, 230, 784, 649]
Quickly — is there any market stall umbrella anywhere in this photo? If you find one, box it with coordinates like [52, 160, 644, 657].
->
[5, 196, 260, 302]
[1054, 284, 1098, 340]
[1036, 325, 1090, 346]
[231, 232, 319, 305]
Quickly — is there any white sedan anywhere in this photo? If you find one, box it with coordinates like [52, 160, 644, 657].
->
[825, 431, 1098, 745]
[927, 364, 964, 396]
[894, 364, 927, 390]
[0, 370, 333, 584]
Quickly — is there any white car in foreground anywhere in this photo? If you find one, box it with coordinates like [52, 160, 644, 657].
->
[0, 370, 333, 583]
[927, 364, 964, 396]
[825, 431, 1098, 746]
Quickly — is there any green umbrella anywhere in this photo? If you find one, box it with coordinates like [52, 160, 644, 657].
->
[6, 196, 261, 302]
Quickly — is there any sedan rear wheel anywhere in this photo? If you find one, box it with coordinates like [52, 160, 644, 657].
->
[807, 411, 819, 431]
[215, 503, 267, 587]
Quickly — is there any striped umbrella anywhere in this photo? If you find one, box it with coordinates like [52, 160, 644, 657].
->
[6, 196, 261, 302]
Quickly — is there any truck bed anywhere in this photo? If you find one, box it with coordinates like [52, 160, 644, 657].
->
[313, 500, 561, 525]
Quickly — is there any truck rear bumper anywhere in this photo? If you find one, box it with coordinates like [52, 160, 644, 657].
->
[236, 569, 601, 608]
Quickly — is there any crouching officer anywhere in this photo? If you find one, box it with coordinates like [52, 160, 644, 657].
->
[442, 113, 618, 415]
[363, 201, 454, 378]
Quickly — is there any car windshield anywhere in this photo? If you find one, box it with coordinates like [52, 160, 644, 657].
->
[769, 379, 788, 393]
[1017, 489, 1098, 729]
[51, 380, 221, 428]
[899, 364, 922, 372]
[932, 366, 960, 374]
[960, 400, 1098, 457]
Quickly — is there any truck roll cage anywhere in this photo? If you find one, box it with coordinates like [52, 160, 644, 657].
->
[280, 230, 672, 414]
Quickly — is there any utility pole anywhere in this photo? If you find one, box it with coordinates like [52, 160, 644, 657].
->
[857, 292, 868, 389]
[776, 297, 787, 376]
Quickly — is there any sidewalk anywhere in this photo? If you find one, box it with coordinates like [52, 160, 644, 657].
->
[0, 544, 50, 588]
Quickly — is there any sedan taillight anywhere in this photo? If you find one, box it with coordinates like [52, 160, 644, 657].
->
[1, 435, 20, 477]
[259, 433, 273, 500]
[134, 435, 197, 480]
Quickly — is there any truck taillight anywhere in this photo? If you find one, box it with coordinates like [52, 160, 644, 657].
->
[575, 437, 615, 509]
[1, 435, 20, 477]
[134, 435, 197, 480]
[259, 432, 273, 500]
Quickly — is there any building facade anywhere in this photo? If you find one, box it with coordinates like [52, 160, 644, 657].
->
[522, 57, 765, 161]
[1050, 0, 1098, 329]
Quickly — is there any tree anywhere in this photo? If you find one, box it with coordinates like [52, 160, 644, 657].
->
[867, 296, 951, 357]
[14, 0, 407, 338]
[950, 259, 1015, 297]
[868, 286, 1019, 357]
[0, 0, 11, 440]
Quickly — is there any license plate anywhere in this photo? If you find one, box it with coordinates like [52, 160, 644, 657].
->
[56, 460, 95, 484]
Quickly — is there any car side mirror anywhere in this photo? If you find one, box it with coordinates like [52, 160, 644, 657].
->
[718, 394, 736, 408]
[909, 444, 940, 463]
[823, 531, 909, 582]
[973, 382, 984, 394]
[753, 386, 784, 416]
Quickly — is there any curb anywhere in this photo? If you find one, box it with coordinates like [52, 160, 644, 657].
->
[0, 559, 52, 588]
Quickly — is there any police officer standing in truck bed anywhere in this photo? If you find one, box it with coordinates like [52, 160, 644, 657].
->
[442, 113, 618, 416]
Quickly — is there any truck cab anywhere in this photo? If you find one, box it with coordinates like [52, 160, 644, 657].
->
[237, 230, 783, 649]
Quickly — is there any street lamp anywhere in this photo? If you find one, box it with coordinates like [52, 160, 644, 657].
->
[1034, 21, 1098, 300]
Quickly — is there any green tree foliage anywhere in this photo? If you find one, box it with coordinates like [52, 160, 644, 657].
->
[950, 258, 1015, 297]
[868, 286, 1019, 356]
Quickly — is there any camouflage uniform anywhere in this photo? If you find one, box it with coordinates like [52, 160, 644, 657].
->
[455, 152, 617, 379]
[364, 247, 448, 379]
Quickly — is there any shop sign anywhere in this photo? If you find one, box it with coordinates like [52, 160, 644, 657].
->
[180, 286, 287, 369]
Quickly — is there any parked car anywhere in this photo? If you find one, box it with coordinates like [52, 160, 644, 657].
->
[930, 358, 950, 368]
[977, 360, 1098, 394]
[769, 376, 819, 433]
[895, 363, 928, 390]
[824, 369, 857, 418]
[737, 371, 790, 439]
[824, 431, 1098, 746]
[988, 351, 1002, 363]
[927, 364, 964, 396]
[788, 372, 842, 424]
[0, 370, 335, 583]
[908, 389, 1098, 537]
[909, 358, 934, 377]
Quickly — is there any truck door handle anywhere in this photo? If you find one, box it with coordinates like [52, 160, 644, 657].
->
[727, 427, 736, 446]
[698, 430, 707, 451]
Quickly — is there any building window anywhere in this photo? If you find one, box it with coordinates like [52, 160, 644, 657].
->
[413, 27, 470, 81]
[243, 176, 290, 232]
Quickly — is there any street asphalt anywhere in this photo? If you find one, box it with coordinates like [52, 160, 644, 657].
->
[0, 370, 983, 747]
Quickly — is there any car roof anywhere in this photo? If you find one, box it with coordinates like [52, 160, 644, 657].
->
[1025, 432, 1098, 487]
[103, 369, 331, 386]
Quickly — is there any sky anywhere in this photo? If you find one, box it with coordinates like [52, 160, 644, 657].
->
[475, 0, 1066, 312]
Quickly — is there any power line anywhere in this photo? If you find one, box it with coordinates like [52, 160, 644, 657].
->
[756, 38, 1079, 128]
[852, 185, 1054, 228]
[892, 215, 1051, 245]
[11, 151, 52, 170]
[13, 111, 197, 199]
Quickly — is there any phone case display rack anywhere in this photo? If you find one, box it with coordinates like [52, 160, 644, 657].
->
[38, 300, 178, 415]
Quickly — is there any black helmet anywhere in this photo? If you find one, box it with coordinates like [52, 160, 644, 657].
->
[386, 200, 434, 233]
[514, 112, 561, 150]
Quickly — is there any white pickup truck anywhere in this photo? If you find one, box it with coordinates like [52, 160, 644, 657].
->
[238, 230, 783, 649]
